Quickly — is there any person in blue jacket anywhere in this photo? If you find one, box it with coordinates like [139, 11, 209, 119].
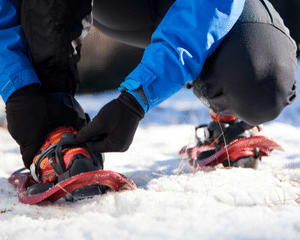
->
[1, 0, 297, 173]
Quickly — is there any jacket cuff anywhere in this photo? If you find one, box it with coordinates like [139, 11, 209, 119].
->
[119, 64, 158, 113]
[0, 68, 40, 103]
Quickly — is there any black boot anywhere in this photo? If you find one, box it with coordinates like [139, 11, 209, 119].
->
[26, 127, 106, 201]
[180, 110, 283, 169]
[195, 111, 260, 168]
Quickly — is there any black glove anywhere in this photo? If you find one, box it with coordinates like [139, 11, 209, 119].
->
[76, 92, 144, 153]
[6, 84, 48, 168]
[6, 85, 88, 168]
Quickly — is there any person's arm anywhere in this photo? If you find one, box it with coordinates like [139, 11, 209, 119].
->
[120, 0, 245, 112]
[76, 0, 246, 154]
[1, 0, 47, 168]
[0, 0, 40, 102]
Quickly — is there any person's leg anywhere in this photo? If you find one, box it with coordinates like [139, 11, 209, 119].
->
[182, 0, 297, 169]
[20, 0, 93, 136]
[21, 0, 93, 95]
[193, 0, 297, 126]
[93, 0, 174, 48]
[17, 1, 102, 173]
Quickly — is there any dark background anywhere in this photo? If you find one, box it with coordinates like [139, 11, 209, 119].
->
[78, 0, 300, 93]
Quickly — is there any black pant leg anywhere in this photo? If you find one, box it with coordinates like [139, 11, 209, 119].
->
[193, 0, 297, 125]
[21, 0, 93, 95]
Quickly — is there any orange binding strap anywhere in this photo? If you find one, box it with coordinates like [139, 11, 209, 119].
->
[210, 110, 237, 123]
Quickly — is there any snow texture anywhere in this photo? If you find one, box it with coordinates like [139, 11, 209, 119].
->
[0, 62, 300, 240]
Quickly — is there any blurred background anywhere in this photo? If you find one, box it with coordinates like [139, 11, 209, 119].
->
[78, 0, 300, 93]
[78, 30, 144, 93]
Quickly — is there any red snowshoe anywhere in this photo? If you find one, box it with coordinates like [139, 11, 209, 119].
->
[9, 127, 136, 204]
[179, 111, 284, 170]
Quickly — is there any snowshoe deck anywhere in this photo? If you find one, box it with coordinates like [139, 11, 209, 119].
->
[8, 169, 137, 204]
[180, 136, 284, 169]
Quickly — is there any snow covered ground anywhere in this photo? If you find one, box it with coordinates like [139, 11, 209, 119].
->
[0, 62, 300, 240]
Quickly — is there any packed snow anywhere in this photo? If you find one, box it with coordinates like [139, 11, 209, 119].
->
[0, 62, 300, 240]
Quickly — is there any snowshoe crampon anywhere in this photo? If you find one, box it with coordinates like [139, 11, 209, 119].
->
[8, 127, 136, 204]
[179, 111, 284, 170]
[8, 169, 136, 204]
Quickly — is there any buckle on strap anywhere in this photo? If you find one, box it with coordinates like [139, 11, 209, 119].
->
[32, 133, 100, 182]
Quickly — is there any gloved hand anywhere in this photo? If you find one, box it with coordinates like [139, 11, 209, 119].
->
[76, 92, 144, 153]
[6, 85, 88, 169]
[6, 84, 48, 168]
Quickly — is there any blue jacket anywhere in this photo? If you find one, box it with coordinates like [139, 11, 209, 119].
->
[0, 0, 39, 102]
[0, 0, 245, 107]
[120, 0, 245, 112]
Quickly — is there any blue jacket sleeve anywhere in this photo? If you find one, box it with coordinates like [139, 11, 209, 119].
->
[120, 0, 245, 112]
[0, 0, 40, 103]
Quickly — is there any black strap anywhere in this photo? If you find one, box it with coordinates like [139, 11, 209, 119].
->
[34, 133, 100, 180]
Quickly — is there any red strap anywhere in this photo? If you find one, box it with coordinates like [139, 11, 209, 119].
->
[210, 110, 237, 123]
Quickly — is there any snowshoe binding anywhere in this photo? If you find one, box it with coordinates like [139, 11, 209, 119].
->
[9, 127, 136, 204]
[179, 110, 284, 170]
